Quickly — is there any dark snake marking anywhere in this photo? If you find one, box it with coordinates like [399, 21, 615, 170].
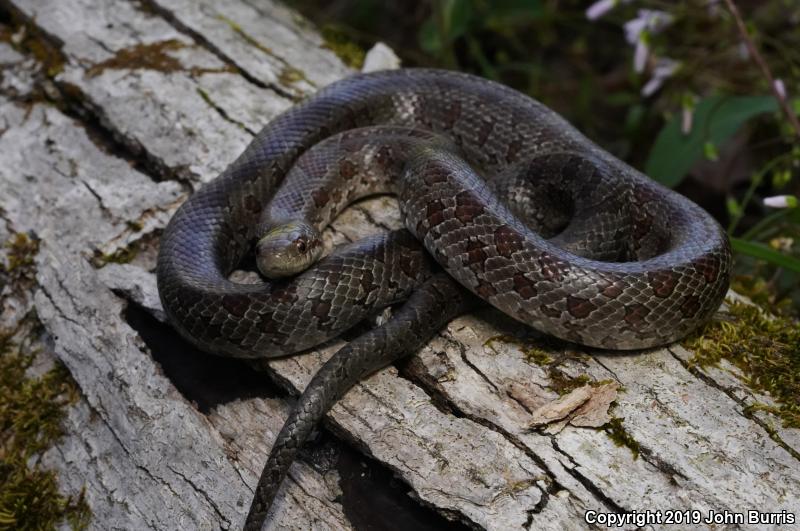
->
[155, 69, 731, 528]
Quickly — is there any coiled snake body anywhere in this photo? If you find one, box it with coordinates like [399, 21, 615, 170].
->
[156, 69, 730, 528]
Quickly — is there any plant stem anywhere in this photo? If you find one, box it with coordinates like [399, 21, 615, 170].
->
[722, 0, 800, 140]
[740, 209, 792, 241]
[727, 152, 792, 235]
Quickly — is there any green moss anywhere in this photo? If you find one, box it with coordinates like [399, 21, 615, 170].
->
[485, 334, 553, 365]
[548, 372, 591, 396]
[731, 274, 795, 317]
[2, 19, 65, 78]
[523, 347, 553, 366]
[216, 15, 311, 92]
[92, 240, 140, 267]
[125, 220, 144, 232]
[85, 39, 234, 78]
[591, 378, 621, 390]
[1, 231, 89, 528]
[484, 335, 600, 395]
[290, 13, 315, 32]
[86, 39, 181, 77]
[683, 299, 800, 428]
[25, 37, 64, 78]
[0, 331, 91, 530]
[1, 233, 39, 278]
[483, 334, 512, 352]
[603, 417, 640, 460]
[278, 66, 306, 86]
[217, 15, 274, 55]
[320, 26, 365, 69]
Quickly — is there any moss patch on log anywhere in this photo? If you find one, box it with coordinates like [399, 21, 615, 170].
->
[1, 233, 39, 280]
[85, 39, 234, 78]
[0, 328, 91, 530]
[91, 240, 140, 267]
[484, 334, 617, 397]
[1, 232, 91, 529]
[683, 299, 800, 428]
[0, 10, 65, 79]
[602, 417, 640, 460]
[321, 25, 364, 69]
[216, 14, 312, 92]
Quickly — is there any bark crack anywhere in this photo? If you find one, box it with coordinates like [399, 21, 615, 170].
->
[0, 1, 181, 184]
[169, 465, 232, 529]
[194, 85, 257, 136]
[667, 347, 800, 462]
[451, 337, 500, 393]
[392, 363, 562, 516]
[136, 0, 303, 101]
[79, 179, 114, 220]
[591, 357, 624, 386]
[76, 386, 172, 528]
[592, 356, 695, 482]
[549, 437, 627, 514]
[38, 282, 83, 329]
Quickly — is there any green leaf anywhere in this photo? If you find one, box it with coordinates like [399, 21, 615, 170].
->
[645, 95, 779, 187]
[772, 169, 792, 189]
[731, 238, 800, 273]
[441, 0, 472, 42]
[418, 18, 442, 53]
[726, 197, 741, 218]
[485, 0, 543, 27]
[624, 104, 645, 135]
[703, 140, 719, 161]
[419, 0, 472, 53]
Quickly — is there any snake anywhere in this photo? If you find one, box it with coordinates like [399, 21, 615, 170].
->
[155, 68, 731, 529]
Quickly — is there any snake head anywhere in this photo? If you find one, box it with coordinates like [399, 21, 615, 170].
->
[256, 221, 323, 279]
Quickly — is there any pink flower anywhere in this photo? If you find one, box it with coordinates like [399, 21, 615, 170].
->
[586, 0, 616, 20]
[681, 105, 693, 135]
[738, 41, 750, 60]
[624, 18, 647, 45]
[624, 10, 673, 44]
[774, 79, 787, 100]
[586, 0, 634, 21]
[641, 58, 680, 96]
[633, 39, 649, 73]
[624, 10, 673, 73]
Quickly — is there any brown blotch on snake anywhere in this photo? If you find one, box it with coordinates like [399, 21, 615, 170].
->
[156, 69, 731, 529]
[512, 272, 538, 299]
[494, 225, 525, 258]
[566, 295, 598, 319]
[624, 303, 651, 326]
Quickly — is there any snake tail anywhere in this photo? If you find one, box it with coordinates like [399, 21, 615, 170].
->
[244, 273, 474, 529]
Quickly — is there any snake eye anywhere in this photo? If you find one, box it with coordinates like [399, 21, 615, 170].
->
[295, 239, 307, 253]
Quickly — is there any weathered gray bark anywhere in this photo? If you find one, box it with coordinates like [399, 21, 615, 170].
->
[0, 0, 798, 529]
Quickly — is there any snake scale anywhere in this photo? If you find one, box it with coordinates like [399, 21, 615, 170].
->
[156, 68, 731, 528]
